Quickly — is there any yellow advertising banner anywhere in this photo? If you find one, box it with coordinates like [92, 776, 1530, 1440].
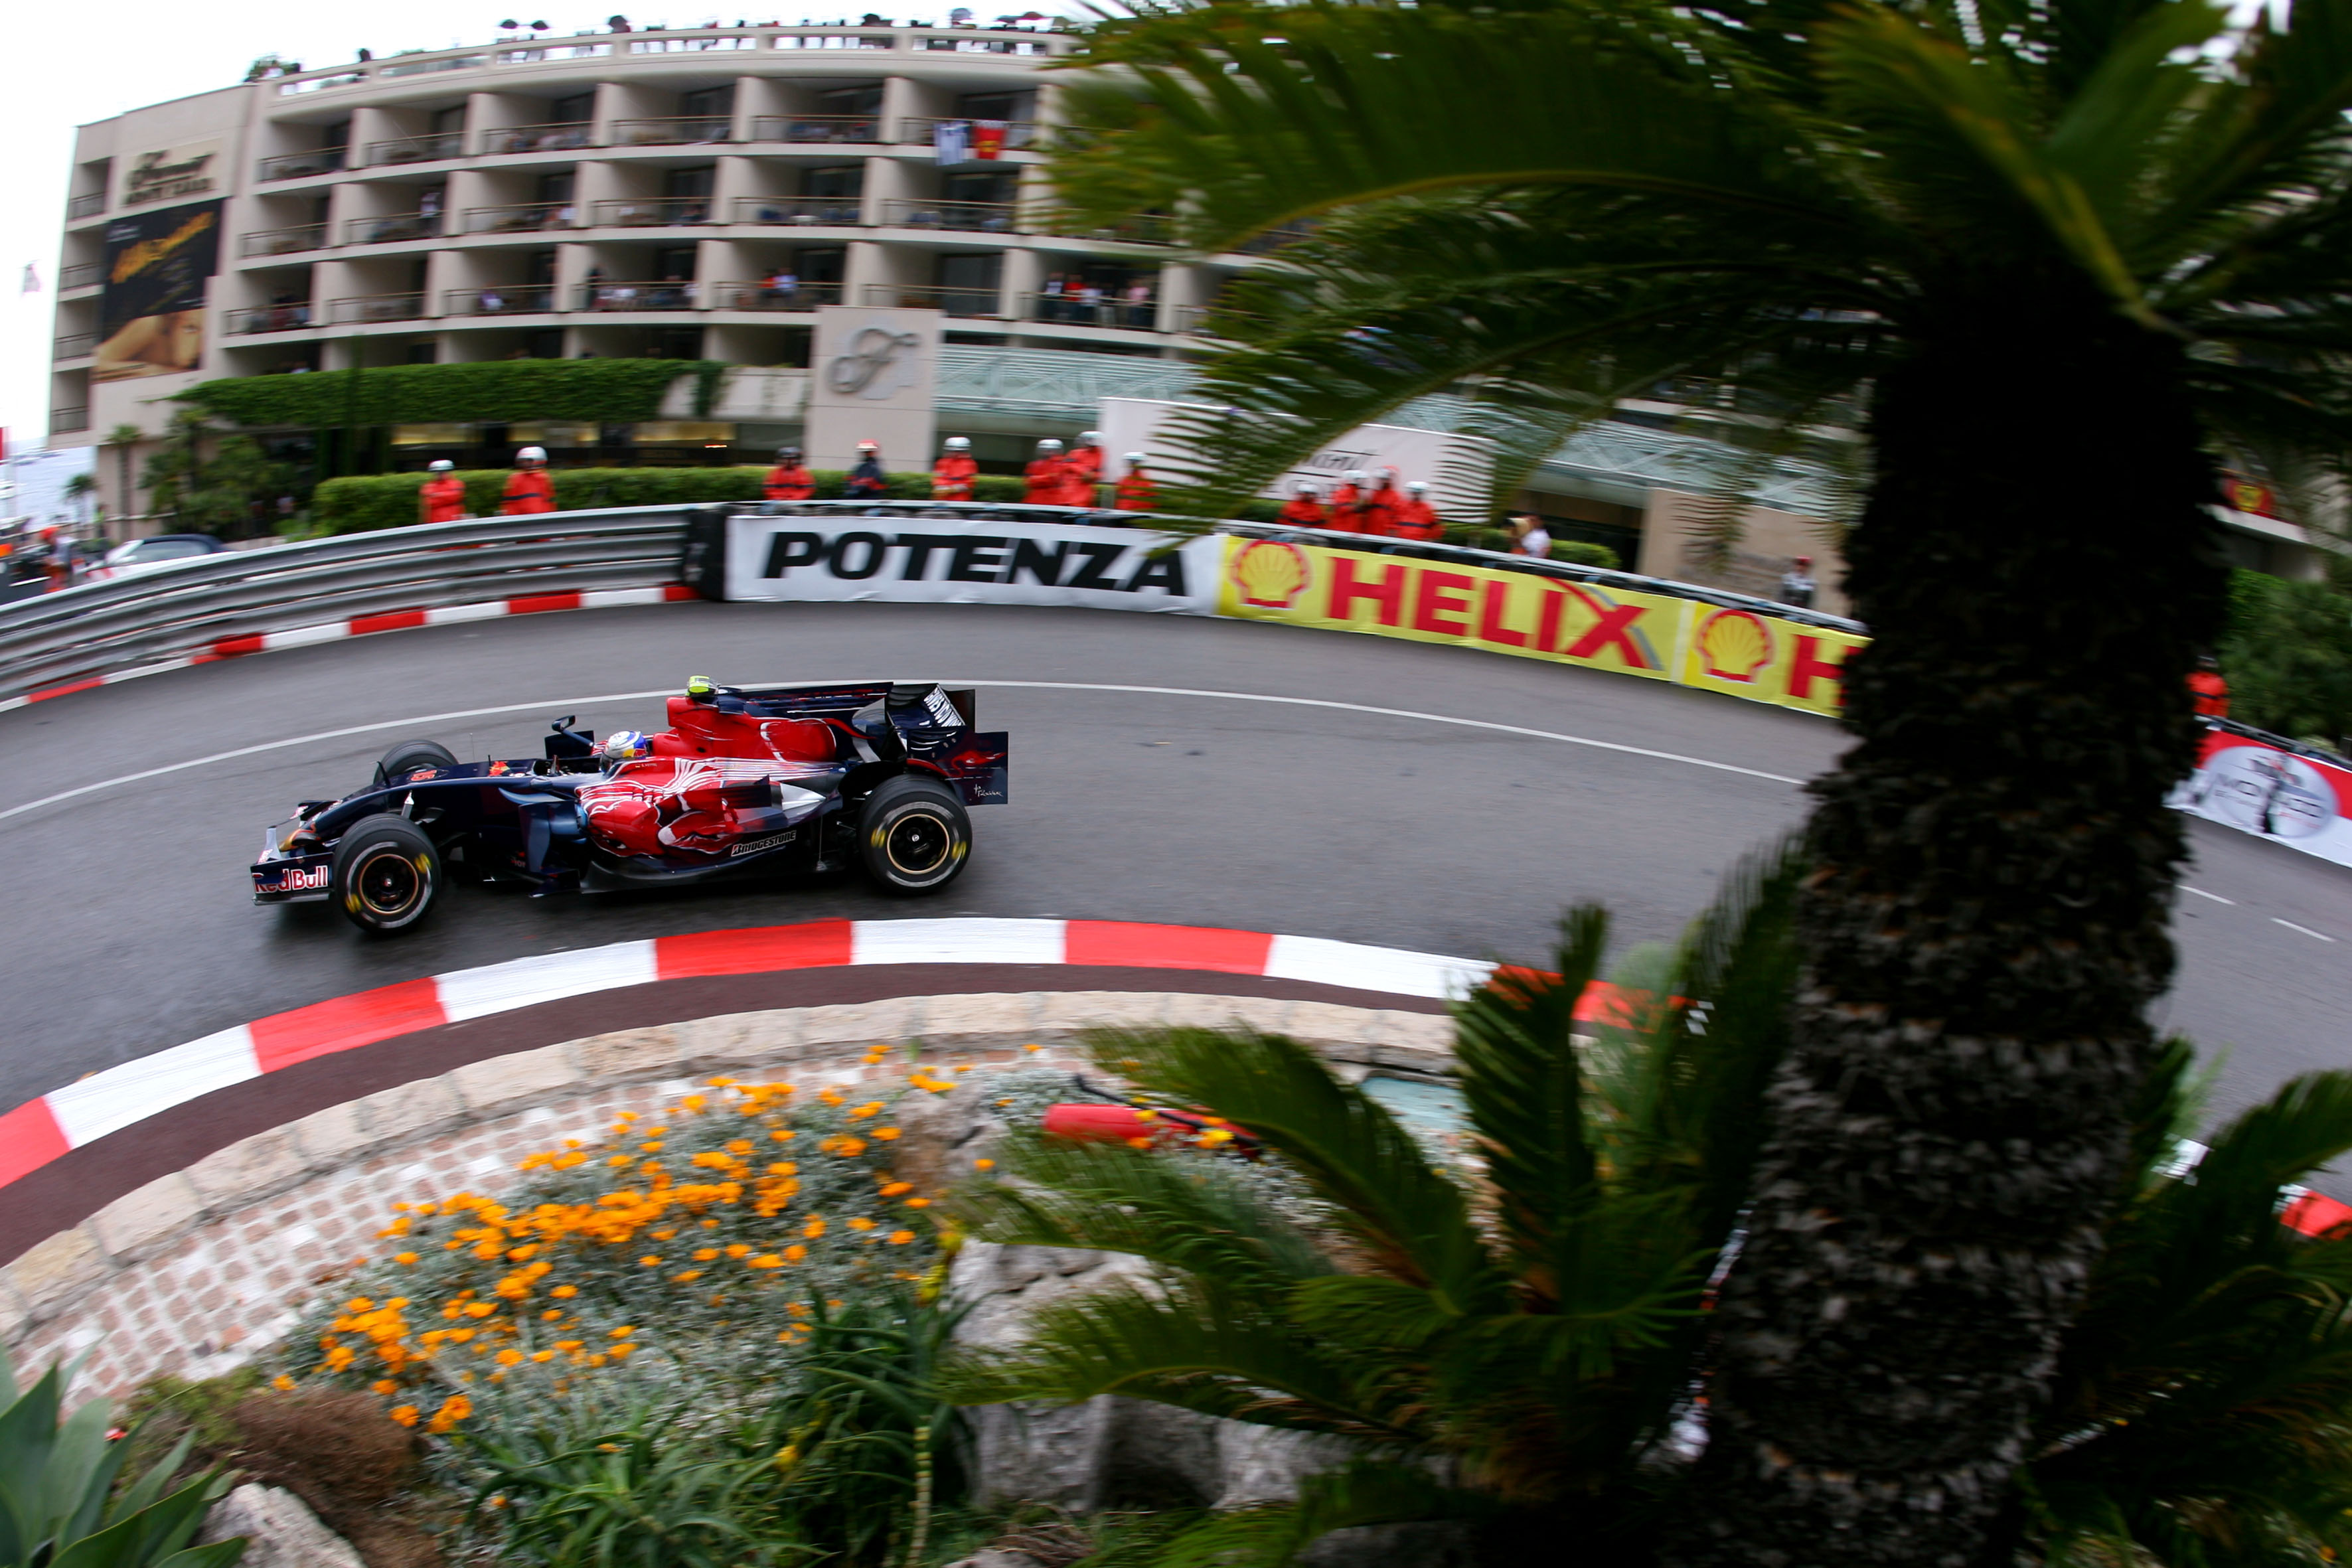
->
[1215, 536, 1868, 714]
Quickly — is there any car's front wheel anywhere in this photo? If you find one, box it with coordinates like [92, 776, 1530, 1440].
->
[331, 814, 442, 933]
[857, 775, 971, 896]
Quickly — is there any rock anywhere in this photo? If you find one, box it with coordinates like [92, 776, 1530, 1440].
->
[943, 1552, 1048, 1568]
[199, 1483, 366, 1568]
[890, 1082, 1014, 1196]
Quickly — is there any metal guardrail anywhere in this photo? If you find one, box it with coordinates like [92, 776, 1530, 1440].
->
[0, 508, 696, 704]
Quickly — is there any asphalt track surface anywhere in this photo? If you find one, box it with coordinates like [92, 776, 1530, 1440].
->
[1, 600, 2346, 1154]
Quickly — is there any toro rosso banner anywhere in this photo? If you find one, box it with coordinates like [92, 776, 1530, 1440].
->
[1217, 536, 1864, 714]
[2170, 726, 2352, 868]
[725, 513, 1221, 613]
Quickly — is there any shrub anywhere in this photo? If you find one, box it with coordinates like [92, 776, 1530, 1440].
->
[1549, 538, 1620, 570]
[2219, 570, 2352, 744]
[310, 470, 1043, 534]
[177, 361, 726, 428]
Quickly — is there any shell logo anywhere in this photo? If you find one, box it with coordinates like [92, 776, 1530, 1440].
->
[1230, 538, 1312, 609]
[1695, 609, 1776, 683]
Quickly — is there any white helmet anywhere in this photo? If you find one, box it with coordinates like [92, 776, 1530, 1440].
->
[856, 439, 880, 452]
[428, 459, 455, 472]
[1124, 452, 1146, 464]
[517, 445, 548, 464]
[777, 445, 801, 461]
[1079, 430, 1102, 445]
[599, 729, 651, 761]
[944, 436, 971, 451]
[1344, 469, 1368, 484]
[1295, 481, 1318, 496]
[1037, 438, 1064, 453]
[1407, 480, 1428, 494]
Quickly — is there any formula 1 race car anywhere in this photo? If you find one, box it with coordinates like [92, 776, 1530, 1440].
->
[251, 678, 1010, 933]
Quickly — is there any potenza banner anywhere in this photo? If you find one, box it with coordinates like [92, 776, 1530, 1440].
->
[1217, 536, 1863, 714]
[725, 513, 1222, 612]
[2170, 727, 2352, 868]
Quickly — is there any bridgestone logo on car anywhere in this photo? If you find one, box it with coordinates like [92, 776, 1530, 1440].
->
[729, 830, 796, 858]
[723, 516, 1223, 614]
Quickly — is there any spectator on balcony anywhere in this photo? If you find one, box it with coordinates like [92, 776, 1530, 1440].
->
[1391, 480, 1443, 542]
[1079, 281, 1106, 324]
[1038, 272, 1065, 322]
[479, 286, 507, 314]
[763, 266, 800, 307]
[765, 445, 815, 500]
[607, 12, 632, 29]
[1506, 512, 1552, 558]
[1024, 437, 1068, 503]
[1123, 279, 1153, 329]
[419, 459, 467, 524]
[846, 439, 890, 499]
[1277, 481, 1328, 528]
[1113, 453, 1157, 512]
[1778, 554, 1817, 608]
[932, 435, 979, 499]
[503, 446, 557, 514]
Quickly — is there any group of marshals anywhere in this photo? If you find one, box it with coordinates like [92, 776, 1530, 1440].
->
[1275, 468, 1444, 541]
[761, 430, 1161, 512]
[416, 447, 560, 524]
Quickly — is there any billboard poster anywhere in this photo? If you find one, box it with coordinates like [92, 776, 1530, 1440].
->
[2170, 727, 2352, 868]
[94, 199, 222, 382]
[725, 510, 1223, 613]
[121, 140, 224, 208]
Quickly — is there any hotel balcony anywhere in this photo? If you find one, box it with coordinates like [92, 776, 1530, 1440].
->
[746, 114, 880, 145]
[443, 285, 560, 316]
[589, 198, 710, 229]
[861, 282, 1000, 319]
[730, 195, 868, 227]
[609, 116, 736, 147]
[462, 202, 577, 234]
[327, 291, 430, 324]
[225, 303, 316, 334]
[706, 279, 846, 309]
[364, 131, 465, 166]
[258, 148, 348, 182]
[878, 198, 1019, 234]
[347, 211, 445, 244]
[240, 223, 331, 257]
[479, 123, 593, 155]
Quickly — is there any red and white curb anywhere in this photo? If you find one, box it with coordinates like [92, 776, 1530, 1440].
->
[0, 918, 1506, 1193]
[0, 584, 698, 714]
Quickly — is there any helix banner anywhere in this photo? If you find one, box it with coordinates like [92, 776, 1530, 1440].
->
[1215, 536, 1863, 715]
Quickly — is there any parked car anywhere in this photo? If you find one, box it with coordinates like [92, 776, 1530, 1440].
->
[85, 533, 227, 582]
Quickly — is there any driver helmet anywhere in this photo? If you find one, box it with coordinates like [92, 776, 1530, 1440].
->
[1407, 480, 1428, 494]
[599, 729, 651, 761]
[1079, 430, 1102, 445]
[944, 435, 971, 451]
[516, 445, 548, 465]
[1344, 469, 1368, 485]
[777, 445, 801, 461]
[1037, 437, 1065, 453]
[428, 459, 455, 472]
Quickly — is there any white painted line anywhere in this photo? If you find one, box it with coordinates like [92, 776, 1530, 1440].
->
[425, 602, 510, 626]
[436, 940, 662, 1021]
[44, 1025, 262, 1146]
[1265, 934, 1496, 1000]
[2183, 886, 2236, 905]
[582, 587, 672, 609]
[1, 678, 1807, 828]
[2274, 918, 2337, 943]
[852, 917, 1067, 967]
[263, 623, 355, 652]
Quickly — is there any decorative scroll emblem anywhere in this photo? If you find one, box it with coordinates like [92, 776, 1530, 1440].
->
[825, 325, 923, 400]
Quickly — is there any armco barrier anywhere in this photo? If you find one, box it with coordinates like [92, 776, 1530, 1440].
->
[0, 505, 702, 706]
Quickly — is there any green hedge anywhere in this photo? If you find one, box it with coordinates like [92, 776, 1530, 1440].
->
[311, 468, 1038, 534]
[179, 360, 729, 428]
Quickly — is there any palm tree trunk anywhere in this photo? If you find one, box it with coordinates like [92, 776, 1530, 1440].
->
[1669, 279, 2227, 1567]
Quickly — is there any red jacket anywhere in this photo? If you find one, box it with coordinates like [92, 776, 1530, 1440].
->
[502, 469, 556, 515]
[1328, 484, 1366, 531]
[1360, 484, 1403, 537]
[931, 454, 979, 500]
[1114, 473, 1158, 512]
[1277, 497, 1328, 528]
[1068, 445, 1104, 484]
[2189, 670, 2230, 718]
[1389, 497, 1443, 541]
[1024, 457, 1067, 505]
[420, 475, 466, 524]
[765, 463, 814, 501]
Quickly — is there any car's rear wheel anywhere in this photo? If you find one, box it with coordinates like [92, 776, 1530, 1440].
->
[375, 738, 459, 787]
[332, 815, 442, 933]
[857, 774, 971, 896]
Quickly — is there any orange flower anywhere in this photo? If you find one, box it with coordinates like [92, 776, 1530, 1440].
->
[803, 1217, 827, 1239]
[552, 1285, 578, 1298]
[639, 1256, 663, 1267]
[693, 1248, 719, 1261]
[848, 1217, 876, 1231]
[749, 1254, 783, 1269]
[905, 1198, 932, 1209]
[272, 1375, 296, 1392]
[974, 1159, 994, 1170]
[784, 1244, 809, 1263]
[371, 1379, 398, 1395]
[880, 1182, 913, 1197]
[888, 1231, 916, 1245]
[393, 1252, 419, 1266]
[874, 1128, 901, 1141]
[610, 1326, 636, 1338]
[388, 1405, 420, 1427]
[496, 1349, 524, 1367]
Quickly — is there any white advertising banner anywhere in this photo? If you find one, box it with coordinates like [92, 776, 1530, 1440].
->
[2169, 726, 2352, 869]
[725, 511, 1223, 613]
[1097, 397, 1495, 520]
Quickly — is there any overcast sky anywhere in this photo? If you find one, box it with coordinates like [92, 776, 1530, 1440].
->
[0, 1, 959, 456]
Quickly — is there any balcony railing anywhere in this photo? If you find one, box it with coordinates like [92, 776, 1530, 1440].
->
[365, 132, 464, 166]
[771, 30, 894, 48]
[731, 195, 867, 226]
[347, 212, 445, 245]
[240, 224, 330, 258]
[914, 32, 1055, 53]
[327, 291, 431, 325]
[226, 303, 317, 334]
[66, 192, 104, 220]
[747, 114, 880, 144]
[258, 148, 348, 181]
[479, 122, 593, 154]
[52, 407, 89, 435]
[1016, 291, 1159, 330]
[610, 116, 736, 146]
[895, 117, 1040, 151]
[878, 198, 1020, 233]
[54, 334, 95, 360]
[462, 201, 578, 234]
[58, 262, 100, 289]
[1032, 213, 1174, 246]
[1169, 303, 1219, 335]
[707, 279, 846, 310]
[860, 282, 1000, 318]
[580, 280, 702, 311]
[590, 198, 711, 228]
[445, 285, 559, 316]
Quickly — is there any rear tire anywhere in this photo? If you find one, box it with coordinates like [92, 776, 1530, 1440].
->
[333, 815, 442, 933]
[376, 738, 459, 786]
[857, 775, 971, 896]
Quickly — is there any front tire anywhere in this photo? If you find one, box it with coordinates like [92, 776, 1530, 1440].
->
[375, 738, 459, 786]
[857, 775, 971, 896]
[332, 815, 442, 933]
